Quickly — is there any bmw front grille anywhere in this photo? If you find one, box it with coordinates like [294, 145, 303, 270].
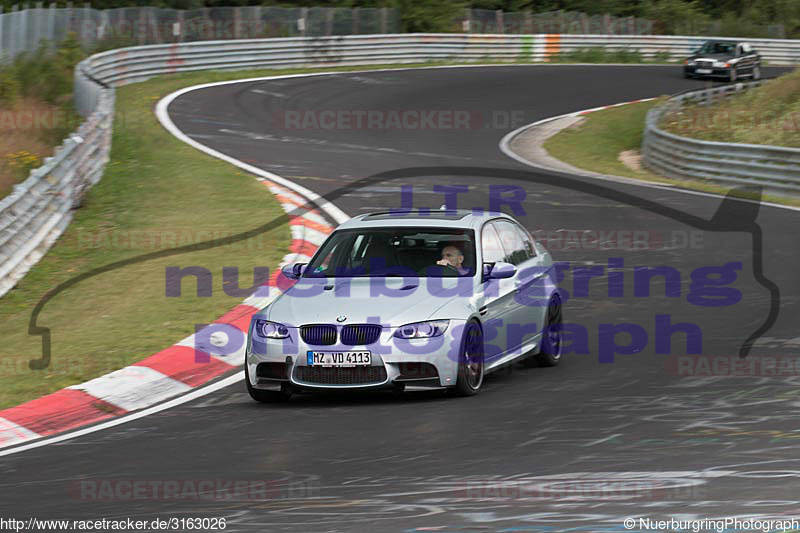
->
[300, 324, 337, 345]
[299, 324, 382, 346]
[340, 324, 382, 345]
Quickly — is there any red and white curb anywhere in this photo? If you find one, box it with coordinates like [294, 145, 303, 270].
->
[0, 75, 351, 451]
[0, 181, 333, 449]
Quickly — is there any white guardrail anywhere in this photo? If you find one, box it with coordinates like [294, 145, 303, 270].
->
[643, 81, 800, 194]
[2, 33, 800, 297]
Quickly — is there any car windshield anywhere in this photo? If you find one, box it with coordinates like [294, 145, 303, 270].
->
[699, 41, 735, 55]
[304, 227, 477, 278]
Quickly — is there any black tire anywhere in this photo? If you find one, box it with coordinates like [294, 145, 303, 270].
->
[451, 320, 484, 396]
[729, 67, 737, 83]
[752, 65, 761, 80]
[245, 363, 292, 403]
[535, 294, 563, 367]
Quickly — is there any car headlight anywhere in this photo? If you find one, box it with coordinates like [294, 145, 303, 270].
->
[254, 319, 290, 339]
[714, 60, 726, 67]
[394, 320, 449, 339]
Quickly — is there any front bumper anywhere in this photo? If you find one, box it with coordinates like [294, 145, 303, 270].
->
[246, 321, 465, 391]
[684, 65, 731, 78]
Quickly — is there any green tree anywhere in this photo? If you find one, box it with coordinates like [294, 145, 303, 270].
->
[644, 0, 709, 34]
[395, 0, 465, 32]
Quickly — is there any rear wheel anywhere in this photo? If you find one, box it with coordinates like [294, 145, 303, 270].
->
[534, 294, 563, 367]
[245, 363, 292, 403]
[452, 320, 484, 396]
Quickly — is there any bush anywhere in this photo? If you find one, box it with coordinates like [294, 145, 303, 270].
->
[652, 50, 672, 63]
[609, 48, 643, 63]
[5, 150, 41, 180]
[0, 68, 20, 108]
[396, 0, 465, 33]
[718, 11, 767, 38]
[555, 47, 607, 63]
[12, 34, 85, 106]
[644, 0, 710, 35]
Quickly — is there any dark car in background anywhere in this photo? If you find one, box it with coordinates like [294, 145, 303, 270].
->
[684, 40, 761, 82]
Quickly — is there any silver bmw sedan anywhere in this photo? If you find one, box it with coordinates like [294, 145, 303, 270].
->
[245, 209, 562, 401]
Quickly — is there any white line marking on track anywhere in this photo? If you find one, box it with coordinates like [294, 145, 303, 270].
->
[0, 418, 41, 448]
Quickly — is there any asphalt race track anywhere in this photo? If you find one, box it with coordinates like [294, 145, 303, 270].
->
[3, 65, 800, 532]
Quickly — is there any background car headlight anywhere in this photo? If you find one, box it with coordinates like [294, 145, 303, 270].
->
[394, 320, 449, 339]
[254, 319, 290, 339]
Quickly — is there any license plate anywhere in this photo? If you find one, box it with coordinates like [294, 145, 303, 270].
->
[696, 68, 712, 74]
[307, 351, 371, 367]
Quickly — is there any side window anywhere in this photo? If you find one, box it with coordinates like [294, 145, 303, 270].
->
[315, 242, 340, 272]
[349, 234, 367, 265]
[514, 224, 536, 258]
[741, 43, 751, 54]
[481, 224, 505, 264]
[493, 220, 531, 266]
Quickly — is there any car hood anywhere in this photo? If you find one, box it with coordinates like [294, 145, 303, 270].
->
[264, 276, 477, 327]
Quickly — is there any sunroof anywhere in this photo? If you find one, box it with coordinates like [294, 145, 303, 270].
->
[362, 209, 472, 221]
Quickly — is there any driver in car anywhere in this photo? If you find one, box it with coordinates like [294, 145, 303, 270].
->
[436, 244, 469, 275]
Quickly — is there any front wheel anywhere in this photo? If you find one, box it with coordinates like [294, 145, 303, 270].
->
[452, 320, 484, 396]
[729, 67, 738, 83]
[535, 294, 563, 367]
[752, 65, 761, 80]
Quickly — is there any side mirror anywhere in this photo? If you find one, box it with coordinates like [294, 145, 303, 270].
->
[483, 261, 516, 280]
[281, 262, 307, 280]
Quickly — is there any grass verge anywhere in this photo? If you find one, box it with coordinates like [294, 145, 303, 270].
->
[543, 99, 800, 207]
[0, 69, 299, 409]
[0, 37, 85, 199]
[0, 59, 562, 410]
[661, 67, 800, 147]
